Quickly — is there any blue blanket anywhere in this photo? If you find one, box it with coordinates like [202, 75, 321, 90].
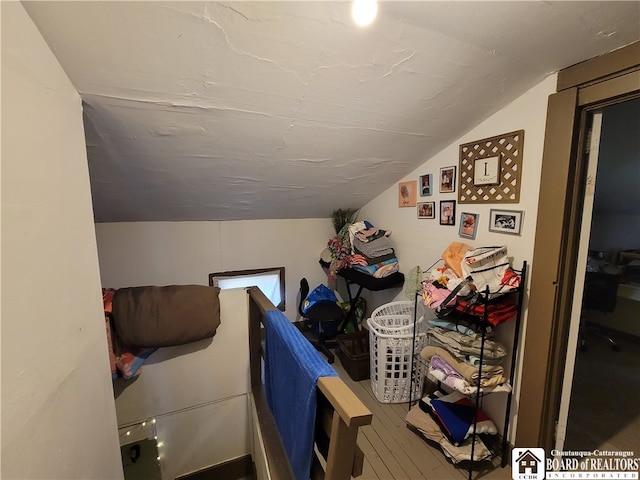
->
[264, 310, 337, 480]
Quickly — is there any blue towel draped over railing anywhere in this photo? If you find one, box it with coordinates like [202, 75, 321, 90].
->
[264, 309, 337, 480]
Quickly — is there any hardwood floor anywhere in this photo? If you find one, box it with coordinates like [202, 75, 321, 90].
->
[330, 356, 513, 480]
[564, 328, 640, 453]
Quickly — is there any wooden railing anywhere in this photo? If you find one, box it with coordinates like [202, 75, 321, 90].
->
[247, 287, 373, 480]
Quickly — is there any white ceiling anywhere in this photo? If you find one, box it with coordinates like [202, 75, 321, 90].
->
[24, 1, 640, 222]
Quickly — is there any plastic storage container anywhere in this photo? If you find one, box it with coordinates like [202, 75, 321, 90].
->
[335, 331, 370, 381]
[367, 301, 427, 403]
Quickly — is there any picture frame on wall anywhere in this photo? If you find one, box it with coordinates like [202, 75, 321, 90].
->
[459, 212, 479, 239]
[440, 166, 456, 193]
[398, 180, 418, 207]
[440, 200, 456, 225]
[489, 209, 523, 235]
[420, 174, 433, 196]
[458, 130, 524, 204]
[417, 202, 435, 219]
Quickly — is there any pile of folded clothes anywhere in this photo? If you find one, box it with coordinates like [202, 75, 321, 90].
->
[419, 319, 511, 395]
[347, 221, 399, 278]
[405, 390, 497, 463]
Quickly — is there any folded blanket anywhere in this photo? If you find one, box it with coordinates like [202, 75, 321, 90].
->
[351, 251, 397, 266]
[352, 258, 399, 278]
[353, 236, 395, 258]
[429, 354, 465, 383]
[427, 317, 493, 337]
[440, 435, 491, 464]
[465, 354, 503, 367]
[376, 261, 400, 278]
[420, 392, 497, 445]
[354, 227, 391, 244]
[406, 405, 444, 443]
[405, 406, 491, 463]
[427, 326, 506, 361]
[264, 309, 337, 480]
[426, 358, 511, 395]
[421, 346, 506, 386]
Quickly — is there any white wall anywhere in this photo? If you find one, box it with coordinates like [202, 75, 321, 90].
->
[1, 3, 123, 478]
[95, 218, 335, 321]
[95, 220, 335, 476]
[358, 74, 558, 440]
[114, 288, 251, 480]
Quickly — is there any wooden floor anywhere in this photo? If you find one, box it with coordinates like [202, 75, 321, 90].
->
[564, 328, 640, 453]
[331, 356, 513, 480]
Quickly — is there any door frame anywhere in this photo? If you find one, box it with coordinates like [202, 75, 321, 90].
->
[516, 41, 640, 450]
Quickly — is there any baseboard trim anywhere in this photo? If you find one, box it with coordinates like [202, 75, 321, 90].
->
[175, 455, 253, 480]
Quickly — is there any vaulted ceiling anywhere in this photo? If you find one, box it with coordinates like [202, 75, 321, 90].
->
[24, 1, 640, 222]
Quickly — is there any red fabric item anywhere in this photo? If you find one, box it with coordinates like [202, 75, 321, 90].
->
[102, 288, 115, 314]
[454, 298, 518, 326]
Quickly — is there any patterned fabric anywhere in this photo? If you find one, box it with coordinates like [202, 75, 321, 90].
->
[102, 288, 157, 380]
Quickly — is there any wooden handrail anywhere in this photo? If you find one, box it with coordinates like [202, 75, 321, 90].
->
[317, 377, 372, 428]
[247, 287, 373, 480]
[247, 287, 294, 480]
[248, 287, 272, 387]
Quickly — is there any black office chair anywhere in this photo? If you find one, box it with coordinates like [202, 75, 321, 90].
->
[297, 278, 344, 364]
[579, 271, 622, 352]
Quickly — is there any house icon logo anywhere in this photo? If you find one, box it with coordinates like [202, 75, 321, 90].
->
[512, 448, 545, 480]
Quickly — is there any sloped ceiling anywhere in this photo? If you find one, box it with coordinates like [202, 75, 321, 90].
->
[24, 1, 640, 222]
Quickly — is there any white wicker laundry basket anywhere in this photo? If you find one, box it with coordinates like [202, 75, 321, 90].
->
[367, 301, 427, 404]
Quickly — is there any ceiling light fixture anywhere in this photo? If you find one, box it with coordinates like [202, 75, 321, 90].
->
[352, 0, 377, 27]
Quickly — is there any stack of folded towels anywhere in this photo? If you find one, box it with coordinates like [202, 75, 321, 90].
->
[420, 318, 511, 395]
[348, 221, 399, 278]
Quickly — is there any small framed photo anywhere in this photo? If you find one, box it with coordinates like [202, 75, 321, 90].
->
[417, 202, 435, 219]
[440, 200, 456, 226]
[489, 209, 523, 235]
[419, 174, 433, 196]
[398, 180, 417, 207]
[459, 212, 479, 239]
[440, 166, 456, 193]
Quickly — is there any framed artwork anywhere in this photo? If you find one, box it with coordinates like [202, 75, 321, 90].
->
[398, 180, 417, 207]
[420, 174, 433, 196]
[489, 209, 523, 235]
[458, 130, 524, 204]
[459, 212, 479, 239]
[440, 166, 456, 193]
[473, 155, 501, 186]
[440, 200, 456, 225]
[417, 202, 435, 219]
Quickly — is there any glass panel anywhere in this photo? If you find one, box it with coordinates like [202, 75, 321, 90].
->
[119, 419, 161, 480]
[217, 272, 281, 306]
[209, 267, 285, 310]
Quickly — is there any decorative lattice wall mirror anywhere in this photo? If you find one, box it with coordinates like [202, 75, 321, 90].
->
[458, 130, 524, 204]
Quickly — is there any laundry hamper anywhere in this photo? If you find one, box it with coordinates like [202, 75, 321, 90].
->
[367, 301, 428, 403]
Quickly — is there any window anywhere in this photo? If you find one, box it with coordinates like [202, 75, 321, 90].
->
[209, 267, 285, 310]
